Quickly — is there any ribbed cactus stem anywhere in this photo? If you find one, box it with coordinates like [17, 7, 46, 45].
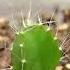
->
[11, 24, 61, 70]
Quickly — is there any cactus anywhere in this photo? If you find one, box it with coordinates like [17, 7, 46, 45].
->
[11, 24, 61, 70]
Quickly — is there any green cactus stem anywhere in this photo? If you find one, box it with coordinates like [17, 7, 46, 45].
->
[11, 25, 61, 70]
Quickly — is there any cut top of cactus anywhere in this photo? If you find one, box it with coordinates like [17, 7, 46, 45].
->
[12, 25, 61, 70]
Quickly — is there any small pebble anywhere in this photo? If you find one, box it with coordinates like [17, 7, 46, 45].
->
[55, 66, 63, 70]
[65, 63, 70, 69]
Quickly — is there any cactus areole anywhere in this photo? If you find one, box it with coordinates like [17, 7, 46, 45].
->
[11, 25, 61, 70]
